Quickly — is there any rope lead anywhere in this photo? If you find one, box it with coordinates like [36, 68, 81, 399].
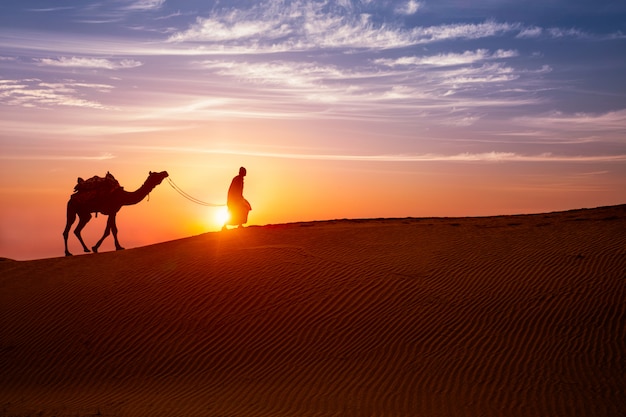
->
[166, 177, 226, 207]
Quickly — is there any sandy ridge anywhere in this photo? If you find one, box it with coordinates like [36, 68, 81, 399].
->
[1, 205, 625, 416]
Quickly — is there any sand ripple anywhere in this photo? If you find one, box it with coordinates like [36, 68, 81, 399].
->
[1, 206, 625, 416]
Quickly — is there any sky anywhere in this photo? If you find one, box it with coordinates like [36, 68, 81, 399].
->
[1, 0, 625, 260]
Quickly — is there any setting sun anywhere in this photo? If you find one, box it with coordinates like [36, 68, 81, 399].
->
[214, 206, 230, 228]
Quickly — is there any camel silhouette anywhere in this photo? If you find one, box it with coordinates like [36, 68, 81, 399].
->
[63, 171, 169, 256]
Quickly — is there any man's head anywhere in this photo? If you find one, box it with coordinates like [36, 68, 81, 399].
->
[239, 167, 247, 176]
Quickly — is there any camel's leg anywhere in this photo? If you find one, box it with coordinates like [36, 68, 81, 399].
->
[74, 213, 93, 253]
[110, 214, 124, 251]
[92, 218, 111, 253]
[63, 204, 77, 256]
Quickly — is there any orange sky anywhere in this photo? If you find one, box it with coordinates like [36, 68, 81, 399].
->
[1, 146, 624, 260]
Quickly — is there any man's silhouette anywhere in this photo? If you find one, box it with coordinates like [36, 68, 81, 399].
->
[224, 167, 251, 230]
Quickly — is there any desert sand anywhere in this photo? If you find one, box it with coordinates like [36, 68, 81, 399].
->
[1, 205, 625, 417]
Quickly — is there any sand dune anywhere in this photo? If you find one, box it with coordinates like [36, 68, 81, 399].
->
[1, 205, 625, 417]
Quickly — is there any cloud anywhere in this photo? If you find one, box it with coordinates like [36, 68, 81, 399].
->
[547, 27, 588, 39]
[395, 0, 422, 15]
[0, 152, 115, 161]
[199, 59, 378, 105]
[25, 7, 75, 12]
[167, 1, 297, 44]
[122, 0, 165, 11]
[200, 60, 346, 89]
[375, 49, 518, 67]
[35, 57, 143, 70]
[517, 26, 542, 38]
[514, 109, 626, 131]
[0, 78, 114, 109]
[410, 21, 518, 44]
[195, 59, 430, 110]
[128, 145, 626, 163]
[170, 16, 291, 43]
[168, 1, 519, 50]
[444, 63, 518, 84]
[304, 18, 518, 50]
[493, 49, 519, 59]
[517, 26, 625, 40]
[175, 51, 543, 126]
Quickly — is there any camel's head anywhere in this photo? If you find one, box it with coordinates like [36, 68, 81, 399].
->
[148, 171, 169, 186]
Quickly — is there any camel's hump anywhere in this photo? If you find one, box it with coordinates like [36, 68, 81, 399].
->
[73, 173, 121, 193]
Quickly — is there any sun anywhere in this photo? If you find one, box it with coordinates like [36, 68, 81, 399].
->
[214, 206, 230, 227]
[196, 207, 231, 232]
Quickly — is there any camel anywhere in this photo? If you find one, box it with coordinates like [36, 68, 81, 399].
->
[63, 171, 169, 256]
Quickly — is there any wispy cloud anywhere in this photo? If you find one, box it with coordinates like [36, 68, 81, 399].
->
[395, 0, 423, 16]
[199, 60, 348, 89]
[516, 26, 542, 38]
[548, 27, 589, 38]
[517, 25, 625, 40]
[167, 1, 519, 51]
[163, 0, 626, 53]
[25, 7, 75, 13]
[375, 49, 518, 67]
[0, 78, 114, 109]
[190, 50, 543, 124]
[127, 145, 626, 163]
[443, 63, 518, 84]
[514, 110, 626, 133]
[35, 57, 143, 70]
[0, 152, 115, 161]
[122, 0, 166, 12]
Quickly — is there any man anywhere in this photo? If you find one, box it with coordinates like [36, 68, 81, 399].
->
[224, 167, 251, 229]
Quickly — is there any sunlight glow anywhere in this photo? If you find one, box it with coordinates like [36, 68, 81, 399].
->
[214, 206, 230, 228]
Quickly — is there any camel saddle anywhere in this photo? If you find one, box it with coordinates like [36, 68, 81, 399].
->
[74, 172, 121, 193]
